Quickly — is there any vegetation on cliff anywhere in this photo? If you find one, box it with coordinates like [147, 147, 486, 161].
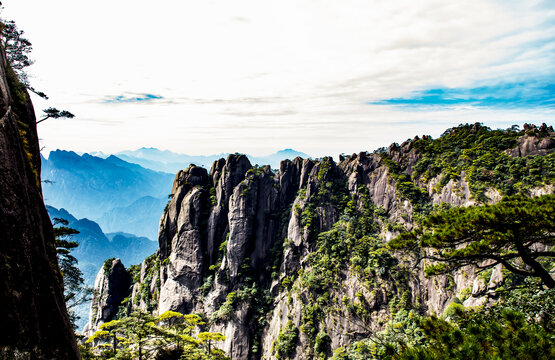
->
[389, 194, 555, 288]
[81, 123, 554, 360]
[84, 310, 229, 360]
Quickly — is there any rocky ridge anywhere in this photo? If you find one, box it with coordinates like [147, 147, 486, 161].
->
[86, 123, 554, 359]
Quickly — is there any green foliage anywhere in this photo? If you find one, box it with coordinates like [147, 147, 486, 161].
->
[0, 19, 39, 94]
[129, 253, 160, 312]
[209, 187, 217, 206]
[103, 258, 116, 276]
[211, 292, 237, 323]
[87, 310, 228, 360]
[37, 107, 75, 124]
[200, 275, 214, 297]
[395, 309, 555, 360]
[389, 194, 555, 288]
[246, 164, 265, 177]
[489, 278, 555, 332]
[295, 189, 413, 350]
[53, 218, 92, 329]
[406, 123, 553, 201]
[272, 320, 299, 360]
[330, 309, 424, 360]
[314, 330, 331, 356]
[209, 234, 229, 273]
[380, 155, 429, 211]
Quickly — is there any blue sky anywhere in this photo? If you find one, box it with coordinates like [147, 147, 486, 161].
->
[3, 0, 554, 156]
[373, 81, 555, 109]
[104, 94, 163, 104]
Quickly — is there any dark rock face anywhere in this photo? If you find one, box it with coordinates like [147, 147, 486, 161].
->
[83, 259, 131, 337]
[0, 50, 80, 357]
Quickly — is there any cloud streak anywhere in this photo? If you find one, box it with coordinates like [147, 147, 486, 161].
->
[372, 81, 555, 109]
[5, 0, 555, 156]
[103, 93, 163, 104]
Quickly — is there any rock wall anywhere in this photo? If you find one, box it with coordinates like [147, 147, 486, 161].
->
[152, 152, 466, 359]
[83, 259, 131, 338]
[85, 125, 554, 359]
[0, 47, 80, 358]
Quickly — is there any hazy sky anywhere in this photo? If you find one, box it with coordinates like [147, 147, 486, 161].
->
[3, 0, 554, 157]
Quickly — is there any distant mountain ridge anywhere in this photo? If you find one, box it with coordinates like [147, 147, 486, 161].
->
[41, 150, 174, 239]
[115, 147, 310, 173]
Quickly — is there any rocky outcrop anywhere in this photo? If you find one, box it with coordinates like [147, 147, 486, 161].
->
[83, 259, 131, 337]
[509, 123, 554, 157]
[87, 124, 555, 359]
[0, 47, 80, 357]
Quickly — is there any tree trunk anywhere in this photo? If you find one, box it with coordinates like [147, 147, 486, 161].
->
[515, 239, 555, 289]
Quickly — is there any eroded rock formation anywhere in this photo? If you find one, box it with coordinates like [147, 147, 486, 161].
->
[83, 259, 131, 338]
[85, 124, 554, 359]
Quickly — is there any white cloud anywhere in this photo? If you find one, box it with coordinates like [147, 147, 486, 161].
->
[2, 0, 554, 156]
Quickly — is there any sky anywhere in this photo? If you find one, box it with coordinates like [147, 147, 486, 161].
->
[2, 0, 554, 157]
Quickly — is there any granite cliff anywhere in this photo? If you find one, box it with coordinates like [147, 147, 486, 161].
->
[86, 123, 554, 359]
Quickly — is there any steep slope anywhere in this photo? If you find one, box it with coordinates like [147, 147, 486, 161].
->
[0, 47, 80, 357]
[83, 259, 132, 336]
[86, 123, 554, 359]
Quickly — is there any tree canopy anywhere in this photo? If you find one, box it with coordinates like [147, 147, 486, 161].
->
[37, 107, 75, 124]
[1, 16, 75, 122]
[85, 310, 229, 360]
[388, 194, 555, 288]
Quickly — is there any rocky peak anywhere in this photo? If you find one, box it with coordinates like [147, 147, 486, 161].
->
[88, 123, 554, 360]
[84, 258, 131, 337]
[508, 124, 555, 157]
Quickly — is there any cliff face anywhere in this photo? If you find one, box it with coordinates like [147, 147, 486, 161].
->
[155, 153, 479, 359]
[86, 124, 554, 359]
[83, 259, 131, 337]
[0, 50, 80, 357]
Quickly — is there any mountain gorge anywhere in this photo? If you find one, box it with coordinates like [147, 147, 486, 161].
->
[84, 123, 554, 359]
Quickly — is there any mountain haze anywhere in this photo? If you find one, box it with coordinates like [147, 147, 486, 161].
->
[41, 150, 174, 239]
[116, 147, 310, 173]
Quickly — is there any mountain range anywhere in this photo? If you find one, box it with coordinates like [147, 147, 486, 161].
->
[115, 147, 310, 174]
[83, 124, 555, 359]
[41, 148, 310, 240]
[41, 150, 174, 239]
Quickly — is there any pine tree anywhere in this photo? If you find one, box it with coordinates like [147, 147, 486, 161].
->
[389, 194, 555, 288]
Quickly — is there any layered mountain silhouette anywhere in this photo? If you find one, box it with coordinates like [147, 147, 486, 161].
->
[116, 147, 310, 173]
[41, 150, 174, 239]
[41, 148, 309, 239]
